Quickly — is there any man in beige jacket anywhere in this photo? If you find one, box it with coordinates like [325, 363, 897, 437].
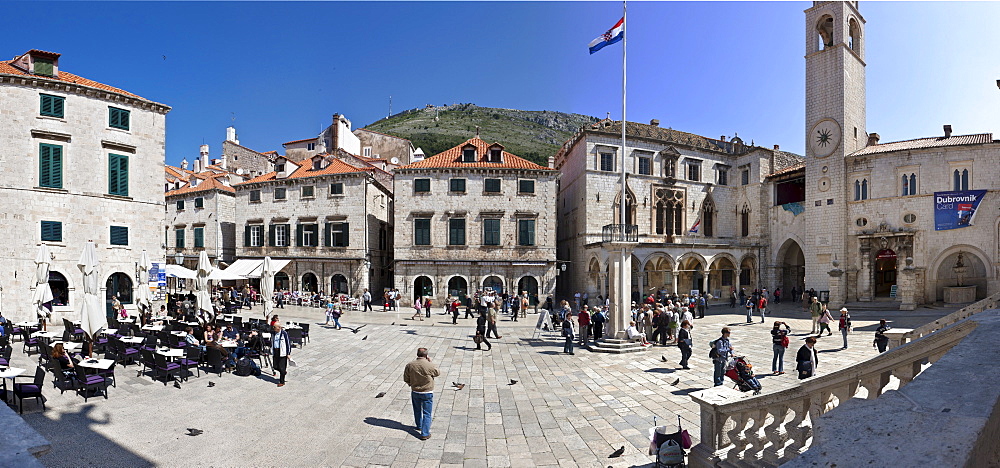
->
[403, 347, 440, 440]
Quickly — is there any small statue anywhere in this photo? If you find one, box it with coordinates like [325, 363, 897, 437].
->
[955, 252, 965, 268]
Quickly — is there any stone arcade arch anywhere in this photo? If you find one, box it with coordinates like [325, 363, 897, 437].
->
[708, 255, 738, 297]
[642, 255, 674, 297]
[301, 272, 318, 293]
[330, 274, 348, 295]
[930, 247, 991, 302]
[676, 254, 707, 294]
[776, 239, 805, 293]
[413, 276, 434, 300]
[447, 276, 468, 298]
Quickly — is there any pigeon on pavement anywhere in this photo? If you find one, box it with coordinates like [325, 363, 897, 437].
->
[454, 383, 465, 390]
[173, 381, 181, 389]
[391, 322, 395, 325]
[186, 428, 204, 436]
[208, 381, 215, 388]
[662, 355, 668, 362]
[609, 445, 624, 458]
[509, 379, 518, 385]
[362, 335, 368, 340]
[375, 392, 386, 398]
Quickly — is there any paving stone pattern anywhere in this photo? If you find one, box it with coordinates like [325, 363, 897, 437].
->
[12, 300, 953, 467]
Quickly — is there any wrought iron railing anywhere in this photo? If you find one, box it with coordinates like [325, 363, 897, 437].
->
[601, 224, 639, 243]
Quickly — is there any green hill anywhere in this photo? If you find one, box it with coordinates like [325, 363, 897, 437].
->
[363, 103, 599, 165]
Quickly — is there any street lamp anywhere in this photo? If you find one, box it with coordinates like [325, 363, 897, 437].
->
[174, 253, 184, 265]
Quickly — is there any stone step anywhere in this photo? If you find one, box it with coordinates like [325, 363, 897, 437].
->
[590, 339, 650, 354]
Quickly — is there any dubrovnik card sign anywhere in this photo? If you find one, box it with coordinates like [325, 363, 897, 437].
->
[934, 190, 986, 230]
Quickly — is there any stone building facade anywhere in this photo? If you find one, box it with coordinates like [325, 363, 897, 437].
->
[234, 153, 393, 295]
[0, 49, 170, 322]
[555, 120, 802, 303]
[393, 137, 559, 305]
[354, 128, 417, 166]
[164, 171, 239, 268]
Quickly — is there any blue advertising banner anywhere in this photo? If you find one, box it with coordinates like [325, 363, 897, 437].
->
[934, 190, 987, 230]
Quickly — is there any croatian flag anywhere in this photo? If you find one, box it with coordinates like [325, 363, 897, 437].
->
[589, 17, 624, 54]
[689, 219, 701, 234]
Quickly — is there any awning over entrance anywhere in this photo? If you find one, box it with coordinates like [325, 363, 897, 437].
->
[164, 264, 197, 279]
[223, 259, 291, 278]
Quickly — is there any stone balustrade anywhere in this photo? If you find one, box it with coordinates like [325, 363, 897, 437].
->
[688, 317, 979, 467]
[886, 291, 1000, 348]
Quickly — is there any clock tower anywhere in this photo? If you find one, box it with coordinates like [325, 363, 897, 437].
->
[803, 1, 866, 295]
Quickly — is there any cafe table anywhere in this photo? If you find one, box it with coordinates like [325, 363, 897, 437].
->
[100, 329, 118, 336]
[52, 341, 83, 353]
[155, 347, 184, 359]
[31, 330, 58, 341]
[77, 358, 115, 372]
[141, 324, 165, 332]
[217, 340, 239, 348]
[0, 366, 27, 404]
[120, 336, 144, 345]
[15, 321, 39, 329]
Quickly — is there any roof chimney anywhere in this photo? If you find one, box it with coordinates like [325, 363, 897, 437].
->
[720, 135, 727, 142]
[773, 144, 780, 150]
[180, 158, 188, 171]
[649, 119, 660, 127]
[866, 133, 880, 146]
[226, 126, 239, 145]
[943, 125, 952, 138]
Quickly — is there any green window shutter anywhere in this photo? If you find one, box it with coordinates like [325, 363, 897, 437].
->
[109, 154, 129, 196]
[341, 222, 349, 247]
[108, 154, 119, 195]
[194, 228, 204, 248]
[110, 226, 129, 246]
[51, 145, 62, 188]
[296, 224, 304, 247]
[52, 96, 64, 117]
[39, 144, 51, 187]
[40, 95, 52, 116]
[109, 107, 130, 130]
[176, 229, 185, 248]
[244, 225, 251, 247]
[40, 95, 64, 118]
[268, 225, 276, 246]
[195, 197, 203, 208]
[323, 223, 331, 247]
[41, 221, 62, 242]
[109, 108, 119, 128]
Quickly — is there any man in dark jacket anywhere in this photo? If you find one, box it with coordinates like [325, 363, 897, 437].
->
[796, 336, 818, 380]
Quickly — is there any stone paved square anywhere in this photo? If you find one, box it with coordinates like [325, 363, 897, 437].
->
[10, 301, 951, 467]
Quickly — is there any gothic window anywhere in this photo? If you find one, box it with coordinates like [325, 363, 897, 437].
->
[817, 16, 834, 50]
[953, 169, 969, 191]
[615, 191, 636, 225]
[652, 188, 684, 236]
[701, 197, 716, 237]
[854, 178, 869, 201]
[901, 173, 917, 196]
[663, 157, 676, 178]
[740, 205, 751, 237]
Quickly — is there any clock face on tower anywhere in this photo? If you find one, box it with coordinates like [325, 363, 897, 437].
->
[809, 119, 842, 158]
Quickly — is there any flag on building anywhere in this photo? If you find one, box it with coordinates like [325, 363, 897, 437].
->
[689, 218, 701, 234]
[589, 17, 624, 54]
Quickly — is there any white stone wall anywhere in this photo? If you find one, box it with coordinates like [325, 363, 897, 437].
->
[165, 189, 237, 265]
[0, 76, 169, 322]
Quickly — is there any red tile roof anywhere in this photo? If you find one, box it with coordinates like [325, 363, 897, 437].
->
[765, 163, 805, 179]
[851, 133, 994, 156]
[282, 138, 316, 146]
[235, 158, 373, 186]
[165, 175, 235, 196]
[397, 137, 554, 171]
[0, 58, 147, 101]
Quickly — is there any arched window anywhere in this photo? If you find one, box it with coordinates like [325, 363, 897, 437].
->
[655, 202, 665, 235]
[106, 272, 133, 304]
[615, 191, 636, 225]
[447, 276, 468, 298]
[701, 198, 716, 237]
[854, 180, 861, 200]
[901, 174, 909, 196]
[849, 18, 861, 52]
[653, 189, 684, 236]
[331, 274, 348, 294]
[954, 169, 969, 191]
[817, 16, 834, 50]
[740, 205, 751, 237]
[49, 271, 70, 306]
[861, 179, 868, 200]
[301, 273, 318, 293]
[910, 174, 917, 194]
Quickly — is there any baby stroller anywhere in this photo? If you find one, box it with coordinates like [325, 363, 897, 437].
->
[725, 356, 762, 395]
[648, 415, 691, 467]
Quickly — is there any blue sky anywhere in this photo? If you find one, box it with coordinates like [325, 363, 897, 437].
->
[5, 1, 1000, 166]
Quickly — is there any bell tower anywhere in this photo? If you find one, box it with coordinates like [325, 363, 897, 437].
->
[803, 1, 866, 294]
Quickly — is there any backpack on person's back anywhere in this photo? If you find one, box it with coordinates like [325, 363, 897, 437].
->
[708, 339, 719, 359]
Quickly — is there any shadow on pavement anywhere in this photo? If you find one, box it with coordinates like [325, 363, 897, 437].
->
[28, 403, 156, 468]
[644, 368, 677, 374]
[363, 416, 413, 435]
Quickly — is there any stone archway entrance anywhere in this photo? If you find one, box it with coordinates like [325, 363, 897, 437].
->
[778, 241, 805, 293]
[874, 249, 897, 297]
[413, 276, 433, 300]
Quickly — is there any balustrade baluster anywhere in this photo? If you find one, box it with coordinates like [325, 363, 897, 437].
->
[761, 404, 790, 465]
[724, 412, 750, 464]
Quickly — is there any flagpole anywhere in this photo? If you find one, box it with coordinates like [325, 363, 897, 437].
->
[620, 0, 627, 229]
[619, 0, 628, 337]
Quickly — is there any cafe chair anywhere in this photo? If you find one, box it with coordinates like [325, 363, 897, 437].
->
[179, 347, 202, 381]
[300, 324, 310, 344]
[203, 347, 226, 377]
[21, 330, 40, 356]
[138, 349, 157, 379]
[73, 365, 108, 401]
[13, 367, 47, 414]
[98, 361, 117, 388]
[47, 359, 76, 394]
[287, 329, 303, 348]
[153, 353, 181, 386]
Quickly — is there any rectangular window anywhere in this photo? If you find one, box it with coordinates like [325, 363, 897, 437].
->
[599, 152, 614, 171]
[175, 229, 185, 248]
[109, 107, 130, 130]
[307, 143, 316, 151]
[33, 58, 54, 76]
[109, 226, 129, 246]
[249, 190, 261, 202]
[40, 94, 64, 118]
[274, 224, 290, 247]
[301, 185, 315, 198]
[193, 227, 204, 248]
[483, 218, 501, 246]
[330, 183, 344, 195]
[274, 188, 286, 200]
[39, 143, 63, 189]
[484, 178, 501, 193]
[414, 218, 431, 245]
[638, 156, 651, 175]
[414, 178, 431, 193]
[299, 223, 319, 247]
[462, 148, 476, 162]
[741, 169, 750, 186]
[107, 153, 129, 196]
[449, 218, 466, 245]
[194, 197, 204, 208]
[450, 178, 466, 193]
[41, 221, 62, 242]
[325, 222, 349, 247]
[176, 200, 185, 210]
[717, 167, 728, 186]
[687, 161, 701, 182]
[247, 225, 263, 247]
[517, 219, 536, 246]
[363, 147, 372, 157]
[518, 179, 535, 194]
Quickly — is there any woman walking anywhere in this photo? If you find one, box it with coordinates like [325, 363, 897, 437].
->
[475, 311, 492, 351]
[771, 321, 791, 375]
[817, 304, 834, 337]
[411, 297, 424, 321]
[562, 313, 575, 355]
[677, 320, 693, 369]
[838, 307, 851, 349]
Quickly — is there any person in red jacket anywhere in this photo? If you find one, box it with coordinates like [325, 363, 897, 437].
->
[578, 307, 591, 348]
[757, 295, 768, 323]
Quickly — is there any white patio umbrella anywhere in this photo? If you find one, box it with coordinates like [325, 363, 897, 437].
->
[136, 250, 153, 316]
[78, 241, 106, 357]
[261, 256, 275, 320]
[31, 244, 54, 326]
[195, 251, 213, 324]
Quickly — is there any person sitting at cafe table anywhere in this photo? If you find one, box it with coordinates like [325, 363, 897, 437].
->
[233, 329, 260, 360]
[184, 326, 204, 351]
[222, 325, 240, 342]
[51, 342, 74, 369]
